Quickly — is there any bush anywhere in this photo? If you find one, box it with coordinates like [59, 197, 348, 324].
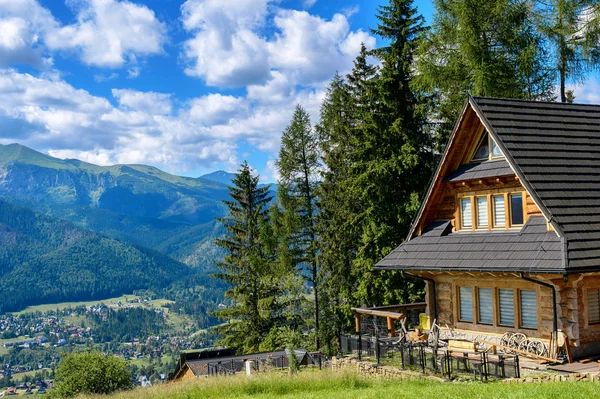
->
[51, 351, 133, 398]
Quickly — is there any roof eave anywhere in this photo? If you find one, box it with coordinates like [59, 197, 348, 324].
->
[373, 265, 566, 274]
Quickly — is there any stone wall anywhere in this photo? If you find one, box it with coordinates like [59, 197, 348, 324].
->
[331, 356, 444, 382]
[502, 372, 600, 384]
[333, 356, 600, 385]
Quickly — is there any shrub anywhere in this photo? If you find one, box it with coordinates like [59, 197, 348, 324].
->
[51, 351, 133, 398]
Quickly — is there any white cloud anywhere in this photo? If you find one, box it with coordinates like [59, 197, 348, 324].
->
[187, 94, 248, 126]
[0, 1, 376, 175]
[181, 0, 271, 87]
[302, 0, 317, 9]
[569, 78, 600, 104]
[112, 89, 172, 115]
[180, 1, 375, 89]
[0, 0, 166, 70]
[46, 0, 166, 67]
[0, 69, 240, 172]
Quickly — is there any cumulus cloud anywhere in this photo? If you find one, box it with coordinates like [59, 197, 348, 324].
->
[0, 1, 376, 177]
[181, 0, 271, 87]
[112, 89, 172, 115]
[180, 0, 375, 89]
[0, 0, 166, 70]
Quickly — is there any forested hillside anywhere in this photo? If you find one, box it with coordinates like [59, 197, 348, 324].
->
[0, 199, 192, 313]
[0, 143, 231, 271]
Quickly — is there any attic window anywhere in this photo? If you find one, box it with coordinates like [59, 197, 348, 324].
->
[472, 133, 502, 162]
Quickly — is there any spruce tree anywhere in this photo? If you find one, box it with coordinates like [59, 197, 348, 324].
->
[346, 0, 431, 307]
[276, 105, 321, 349]
[213, 162, 278, 353]
[414, 0, 555, 144]
[316, 73, 360, 352]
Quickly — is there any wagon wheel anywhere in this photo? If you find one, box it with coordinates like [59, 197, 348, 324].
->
[500, 332, 513, 348]
[527, 340, 547, 357]
[508, 333, 527, 353]
[518, 338, 530, 353]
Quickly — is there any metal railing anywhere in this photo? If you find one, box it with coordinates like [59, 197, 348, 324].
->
[205, 353, 324, 376]
[340, 335, 520, 381]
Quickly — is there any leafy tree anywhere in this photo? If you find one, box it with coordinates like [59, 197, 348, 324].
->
[213, 162, 280, 353]
[50, 351, 132, 398]
[276, 105, 322, 349]
[535, 0, 600, 102]
[414, 0, 555, 144]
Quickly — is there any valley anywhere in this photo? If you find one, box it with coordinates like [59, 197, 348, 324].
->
[0, 143, 234, 388]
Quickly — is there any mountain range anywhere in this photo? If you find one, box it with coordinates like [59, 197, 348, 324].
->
[0, 143, 265, 312]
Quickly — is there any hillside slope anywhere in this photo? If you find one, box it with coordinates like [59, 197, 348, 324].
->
[0, 143, 229, 270]
[0, 199, 192, 313]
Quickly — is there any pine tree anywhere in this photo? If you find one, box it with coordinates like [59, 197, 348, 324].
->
[213, 162, 279, 353]
[276, 105, 321, 349]
[414, 0, 555, 144]
[346, 0, 431, 307]
[316, 73, 361, 352]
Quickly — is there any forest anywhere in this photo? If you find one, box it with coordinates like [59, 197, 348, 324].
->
[212, 0, 600, 355]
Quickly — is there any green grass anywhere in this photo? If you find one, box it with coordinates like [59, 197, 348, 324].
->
[13, 295, 141, 315]
[77, 369, 600, 399]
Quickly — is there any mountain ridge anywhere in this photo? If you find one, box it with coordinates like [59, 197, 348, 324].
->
[0, 143, 230, 271]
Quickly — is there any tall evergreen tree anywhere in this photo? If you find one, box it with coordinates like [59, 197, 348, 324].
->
[414, 0, 555, 144]
[213, 162, 279, 353]
[316, 72, 361, 352]
[347, 0, 431, 307]
[276, 105, 321, 349]
[535, 0, 600, 102]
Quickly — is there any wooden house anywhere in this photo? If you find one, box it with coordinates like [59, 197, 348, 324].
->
[375, 96, 600, 358]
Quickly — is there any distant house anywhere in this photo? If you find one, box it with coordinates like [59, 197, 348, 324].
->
[171, 348, 315, 381]
[373, 96, 600, 359]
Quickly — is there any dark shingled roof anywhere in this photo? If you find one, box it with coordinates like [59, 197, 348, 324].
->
[474, 97, 600, 271]
[376, 217, 562, 272]
[444, 159, 514, 182]
[376, 96, 600, 274]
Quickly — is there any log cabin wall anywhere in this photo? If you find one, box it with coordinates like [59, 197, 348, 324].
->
[422, 272, 561, 341]
[574, 273, 600, 357]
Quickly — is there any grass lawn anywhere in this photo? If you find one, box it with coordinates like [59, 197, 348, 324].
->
[78, 370, 600, 399]
[14, 294, 141, 315]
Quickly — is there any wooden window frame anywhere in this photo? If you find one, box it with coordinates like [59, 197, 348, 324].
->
[476, 287, 493, 325]
[508, 193, 525, 227]
[453, 281, 539, 333]
[459, 197, 474, 230]
[458, 286, 474, 323]
[585, 288, 600, 326]
[457, 189, 527, 231]
[470, 132, 504, 162]
[519, 289, 539, 329]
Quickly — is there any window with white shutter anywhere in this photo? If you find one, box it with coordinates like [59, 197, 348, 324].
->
[476, 197, 488, 228]
[493, 195, 505, 228]
[520, 290, 537, 329]
[588, 289, 600, 324]
[461, 198, 472, 229]
[459, 286, 473, 322]
[499, 289, 515, 327]
[478, 288, 493, 324]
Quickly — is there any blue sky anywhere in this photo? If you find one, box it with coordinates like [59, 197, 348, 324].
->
[0, 0, 438, 181]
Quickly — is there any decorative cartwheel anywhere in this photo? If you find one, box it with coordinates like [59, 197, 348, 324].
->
[500, 332, 547, 357]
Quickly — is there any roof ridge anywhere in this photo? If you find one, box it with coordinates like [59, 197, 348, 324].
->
[473, 96, 600, 108]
